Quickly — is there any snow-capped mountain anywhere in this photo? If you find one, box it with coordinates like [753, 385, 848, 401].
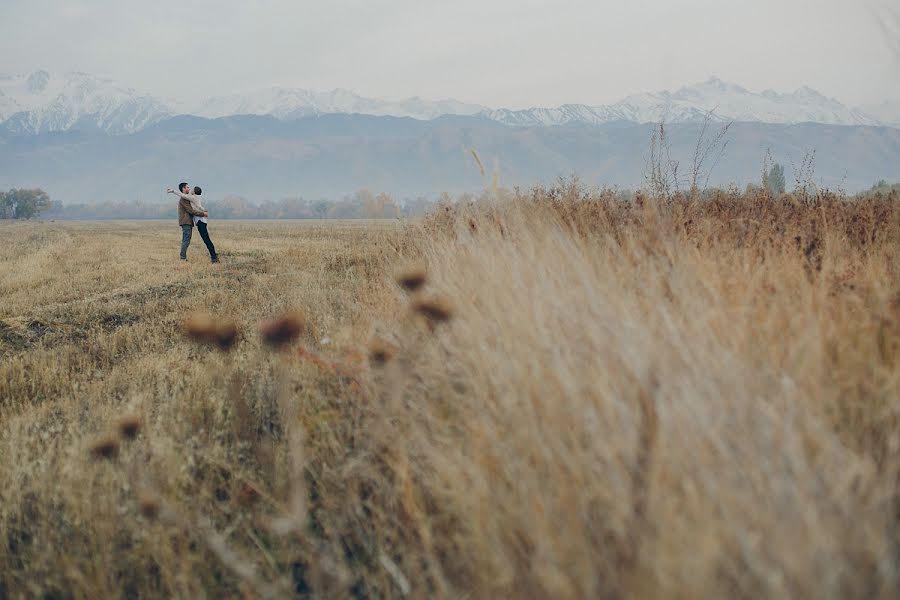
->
[483, 77, 879, 127]
[0, 71, 172, 134]
[185, 87, 485, 121]
[1, 71, 896, 135]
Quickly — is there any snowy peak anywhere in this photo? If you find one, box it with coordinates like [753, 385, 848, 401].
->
[0, 71, 896, 134]
[0, 70, 172, 134]
[673, 76, 748, 99]
[615, 78, 876, 126]
[0, 71, 486, 133]
[185, 86, 485, 121]
[486, 78, 881, 128]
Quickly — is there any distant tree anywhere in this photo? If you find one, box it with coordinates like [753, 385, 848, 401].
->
[276, 196, 310, 218]
[355, 189, 376, 217]
[865, 179, 900, 195]
[312, 199, 330, 219]
[219, 195, 252, 219]
[1, 188, 52, 219]
[402, 196, 435, 217]
[361, 191, 399, 218]
[328, 196, 364, 219]
[765, 163, 786, 195]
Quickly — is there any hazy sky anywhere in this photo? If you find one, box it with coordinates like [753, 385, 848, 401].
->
[1, 0, 897, 108]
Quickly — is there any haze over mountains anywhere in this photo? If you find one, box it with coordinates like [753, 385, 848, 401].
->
[1, 70, 899, 203]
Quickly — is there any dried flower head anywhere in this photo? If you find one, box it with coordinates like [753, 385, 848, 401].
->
[137, 492, 161, 520]
[89, 435, 120, 460]
[184, 314, 240, 351]
[212, 322, 239, 351]
[235, 482, 261, 507]
[395, 265, 427, 292]
[260, 312, 305, 348]
[116, 415, 142, 440]
[368, 337, 397, 366]
[412, 297, 454, 324]
[184, 313, 216, 340]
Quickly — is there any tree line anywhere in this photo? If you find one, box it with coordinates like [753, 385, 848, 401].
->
[3, 177, 897, 221]
[5, 189, 438, 220]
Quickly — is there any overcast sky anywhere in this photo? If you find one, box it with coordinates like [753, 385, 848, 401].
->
[1, 0, 897, 108]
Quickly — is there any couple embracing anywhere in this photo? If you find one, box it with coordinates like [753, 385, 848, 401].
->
[167, 183, 219, 263]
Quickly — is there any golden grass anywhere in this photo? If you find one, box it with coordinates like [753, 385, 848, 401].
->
[0, 192, 898, 598]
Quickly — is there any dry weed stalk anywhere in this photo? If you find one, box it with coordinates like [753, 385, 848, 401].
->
[142, 491, 285, 599]
[101, 442, 287, 598]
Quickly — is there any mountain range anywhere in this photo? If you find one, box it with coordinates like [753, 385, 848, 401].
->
[1, 71, 898, 203]
[2, 70, 898, 134]
[0, 71, 171, 135]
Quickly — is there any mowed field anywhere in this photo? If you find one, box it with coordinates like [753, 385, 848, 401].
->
[1, 190, 899, 599]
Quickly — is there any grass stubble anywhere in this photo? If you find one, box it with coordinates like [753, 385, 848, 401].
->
[0, 188, 897, 598]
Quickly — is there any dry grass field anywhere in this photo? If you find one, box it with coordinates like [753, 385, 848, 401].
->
[0, 188, 898, 599]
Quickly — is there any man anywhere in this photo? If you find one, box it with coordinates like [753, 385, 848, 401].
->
[167, 183, 218, 263]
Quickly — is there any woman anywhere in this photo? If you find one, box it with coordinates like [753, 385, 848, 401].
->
[167, 184, 219, 263]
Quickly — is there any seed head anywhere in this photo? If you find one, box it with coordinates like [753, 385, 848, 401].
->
[411, 297, 454, 324]
[184, 313, 217, 340]
[116, 415, 142, 440]
[260, 312, 305, 348]
[137, 492, 161, 520]
[395, 265, 427, 292]
[89, 435, 120, 460]
[368, 337, 397, 366]
[212, 322, 239, 351]
[235, 482, 260, 506]
[184, 314, 240, 351]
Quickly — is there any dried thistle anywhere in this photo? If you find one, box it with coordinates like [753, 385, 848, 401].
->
[212, 322, 240, 351]
[116, 414, 142, 440]
[412, 297, 454, 324]
[395, 265, 427, 292]
[184, 314, 240, 351]
[368, 337, 397, 366]
[260, 312, 305, 348]
[184, 313, 217, 341]
[89, 435, 120, 460]
[235, 482, 261, 507]
[137, 492, 161, 520]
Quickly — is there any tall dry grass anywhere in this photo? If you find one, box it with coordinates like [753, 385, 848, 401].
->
[350, 186, 899, 598]
[0, 188, 898, 598]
